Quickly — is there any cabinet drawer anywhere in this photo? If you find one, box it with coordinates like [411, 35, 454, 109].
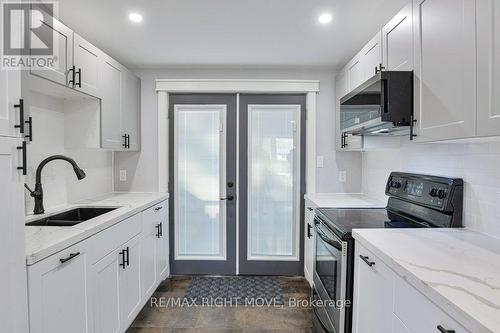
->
[87, 212, 142, 263]
[394, 275, 469, 333]
[143, 200, 168, 224]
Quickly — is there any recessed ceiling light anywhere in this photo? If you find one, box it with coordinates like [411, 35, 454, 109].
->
[318, 13, 332, 24]
[128, 12, 143, 23]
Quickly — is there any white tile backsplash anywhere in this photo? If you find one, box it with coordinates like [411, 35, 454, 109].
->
[24, 92, 113, 214]
[362, 136, 500, 238]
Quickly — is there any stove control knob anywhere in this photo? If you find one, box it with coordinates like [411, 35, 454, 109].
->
[437, 189, 447, 199]
[429, 188, 438, 197]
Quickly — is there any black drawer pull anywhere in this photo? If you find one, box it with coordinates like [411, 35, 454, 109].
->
[156, 223, 161, 238]
[437, 325, 455, 333]
[60, 252, 80, 264]
[120, 247, 130, 269]
[307, 207, 313, 211]
[122, 134, 128, 148]
[14, 99, 24, 134]
[154, 206, 163, 211]
[360, 255, 375, 267]
[25, 116, 33, 141]
[68, 65, 76, 86]
[17, 141, 27, 175]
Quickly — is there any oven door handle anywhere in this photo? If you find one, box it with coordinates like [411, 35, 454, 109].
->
[315, 224, 343, 251]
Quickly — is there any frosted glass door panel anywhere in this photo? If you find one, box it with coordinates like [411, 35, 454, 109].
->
[248, 105, 300, 260]
[174, 105, 226, 259]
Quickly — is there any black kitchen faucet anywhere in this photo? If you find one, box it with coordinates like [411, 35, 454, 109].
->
[24, 155, 86, 215]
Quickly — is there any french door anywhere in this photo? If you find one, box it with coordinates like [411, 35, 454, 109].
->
[169, 94, 305, 275]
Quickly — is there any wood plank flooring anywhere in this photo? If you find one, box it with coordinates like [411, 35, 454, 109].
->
[127, 276, 313, 333]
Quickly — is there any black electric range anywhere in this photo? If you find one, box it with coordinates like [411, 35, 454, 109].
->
[312, 172, 464, 333]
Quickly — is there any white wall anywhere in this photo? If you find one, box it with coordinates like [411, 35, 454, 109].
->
[114, 67, 362, 194]
[24, 92, 113, 214]
[362, 136, 500, 238]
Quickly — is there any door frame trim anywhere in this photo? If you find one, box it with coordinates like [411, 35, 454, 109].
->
[156, 79, 319, 274]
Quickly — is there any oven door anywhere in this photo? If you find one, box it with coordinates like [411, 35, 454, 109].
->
[313, 217, 348, 333]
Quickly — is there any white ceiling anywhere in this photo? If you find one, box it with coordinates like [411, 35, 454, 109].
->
[57, 0, 409, 69]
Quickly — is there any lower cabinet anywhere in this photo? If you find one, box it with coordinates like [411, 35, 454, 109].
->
[303, 198, 316, 286]
[353, 241, 470, 333]
[27, 200, 169, 333]
[27, 243, 91, 333]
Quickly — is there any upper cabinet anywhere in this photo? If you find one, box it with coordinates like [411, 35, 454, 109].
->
[100, 56, 124, 150]
[382, 3, 413, 71]
[73, 34, 102, 97]
[413, 0, 476, 142]
[122, 71, 141, 151]
[0, 61, 23, 138]
[476, 0, 500, 137]
[361, 32, 383, 79]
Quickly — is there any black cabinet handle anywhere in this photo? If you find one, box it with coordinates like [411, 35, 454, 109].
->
[360, 255, 375, 267]
[25, 116, 33, 141]
[17, 141, 27, 175]
[76, 68, 82, 88]
[156, 223, 161, 238]
[220, 195, 234, 201]
[437, 325, 455, 333]
[160, 222, 163, 237]
[307, 223, 313, 239]
[307, 207, 313, 211]
[122, 134, 130, 148]
[125, 246, 130, 266]
[14, 99, 24, 134]
[60, 252, 80, 264]
[341, 132, 348, 148]
[68, 65, 76, 86]
[127, 134, 130, 148]
[154, 206, 163, 211]
[375, 63, 385, 74]
[120, 247, 129, 269]
[410, 115, 417, 141]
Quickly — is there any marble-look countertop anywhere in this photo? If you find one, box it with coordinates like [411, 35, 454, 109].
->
[25, 192, 169, 265]
[353, 228, 500, 333]
[304, 193, 386, 208]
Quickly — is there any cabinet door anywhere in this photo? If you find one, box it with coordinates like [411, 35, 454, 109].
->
[382, 3, 413, 71]
[30, 8, 73, 87]
[28, 245, 91, 333]
[121, 71, 141, 151]
[303, 205, 315, 286]
[90, 248, 121, 333]
[0, 138, 28, 333]
[100, 55, 123, 149]
[361, 32, 383, 79]
[154, 202, 169, 280]
[141, 210, 158, 298]
[352, 242, 393, 333]
[413, 0, 476, 142]
[477, 0, 500, 136]
[347, 56, 364, 91]
[119, 236, 143, 329]
[74, 34, 101, 97]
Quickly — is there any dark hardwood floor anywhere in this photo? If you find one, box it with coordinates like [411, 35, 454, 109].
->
[127, 276, 314, 333]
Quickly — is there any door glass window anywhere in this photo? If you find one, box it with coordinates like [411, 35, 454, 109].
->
[247, 105, 300, 259]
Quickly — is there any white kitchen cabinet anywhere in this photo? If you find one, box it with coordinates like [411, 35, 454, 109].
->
[361, 32, 383, 79]
[352, 242, 394, 333]
[347, 55, 364, 92]
[0, 138, 28, 333]
[413, 0, 476, 142]
[141, 211, 158, 298]
[27, 243, 91, 333]
[393, 274, 469, 333]
[100, 55, 124, 149]
[476, 0, 500, 137]
[382, 3, 413, 71]
[73, 33, 101, 97]
[121, 71, 141, 151]
[119, 235, 143, 328]
[303, 199, 316, 286]
[30, 9, 74, 87]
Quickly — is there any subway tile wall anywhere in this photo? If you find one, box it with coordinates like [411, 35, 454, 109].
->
[362, 137, 500, 238]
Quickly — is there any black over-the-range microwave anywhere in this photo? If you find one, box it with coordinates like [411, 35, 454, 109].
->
[339, 71, 414, 138]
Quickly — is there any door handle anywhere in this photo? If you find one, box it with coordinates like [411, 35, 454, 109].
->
[360, 255, 375, 267]
[14, 99, 24, 134]
[220, 195, 234, 201]
[17, 141, 27, 175]
[60, 252, 80, 264]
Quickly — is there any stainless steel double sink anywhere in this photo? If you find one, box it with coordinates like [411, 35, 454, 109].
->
[26, 207, 118, 227]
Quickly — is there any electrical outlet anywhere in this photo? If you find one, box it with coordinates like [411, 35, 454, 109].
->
[119, 170, 127, 182]
[338, 171, 347, 183]
[316, 156, 324, 168]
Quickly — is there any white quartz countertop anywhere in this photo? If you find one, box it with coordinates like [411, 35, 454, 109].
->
[304, 193, 386, 208]
[25, 192, 169, 265]
[353, 228, 500, 333]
